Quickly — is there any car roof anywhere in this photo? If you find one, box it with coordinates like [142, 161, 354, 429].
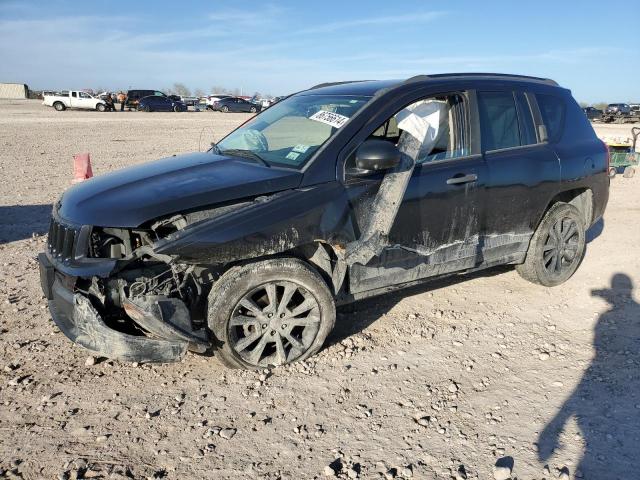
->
[303, 73, 561, 97]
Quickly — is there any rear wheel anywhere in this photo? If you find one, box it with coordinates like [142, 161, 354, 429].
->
[53, 102, 65, 111]
[516, 203, 586, 287]
[138, 104, 150, 112]
[221, 105, 229, 113]
[608, 167, 617, 178]
[208, 258, 335, 369]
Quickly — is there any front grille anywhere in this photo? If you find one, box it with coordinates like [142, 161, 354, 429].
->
[47, 219, 79, 261]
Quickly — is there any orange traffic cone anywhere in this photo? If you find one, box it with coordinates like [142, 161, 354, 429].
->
[72, 153, 93, 183]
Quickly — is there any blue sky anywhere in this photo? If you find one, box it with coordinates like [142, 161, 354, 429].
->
[0, 0, 637, 102]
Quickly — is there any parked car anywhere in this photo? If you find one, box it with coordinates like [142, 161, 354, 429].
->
[582, 106, 602, 120]
[205, 94, 233, 109]
[180, 96, 199, 106]
[38, 73, 608, 369]
[605, 103, 631, 115]
[43, 90, 107, 111]
[126, 89, 167, 109]
[138, 95, 186, 112]
[211, 97, 261, 113]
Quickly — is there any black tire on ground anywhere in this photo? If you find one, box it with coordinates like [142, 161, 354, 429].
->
[138, 105, 150, 112]
[207, 257, 336, 369]
[173, 105, 182, 112]
[221, 105, 229, 113]
[250, 106, 257, 113]
[96, 103, 106, 112]
[516, 203, 586, 287]
[53, 102, 65, 111]
[608, 167, 617, 178]
[623, 166, 636, 178]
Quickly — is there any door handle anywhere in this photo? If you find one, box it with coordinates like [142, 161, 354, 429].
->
[446, 173, 478, 185]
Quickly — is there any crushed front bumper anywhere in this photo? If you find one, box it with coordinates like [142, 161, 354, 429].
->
[38, 253, 189, 363]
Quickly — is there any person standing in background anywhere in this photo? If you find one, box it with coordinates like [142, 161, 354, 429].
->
[117, 91, 126, 111]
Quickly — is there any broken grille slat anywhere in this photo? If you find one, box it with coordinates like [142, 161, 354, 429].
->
[47, 219, 79, 262]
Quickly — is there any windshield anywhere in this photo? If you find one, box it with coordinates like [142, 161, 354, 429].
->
[216, 94, 371, 168]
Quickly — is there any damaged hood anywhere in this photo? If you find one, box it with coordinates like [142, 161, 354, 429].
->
[57, 152, 302, 227]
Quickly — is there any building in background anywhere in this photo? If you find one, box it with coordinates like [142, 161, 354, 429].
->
[0, 83, 29, 99]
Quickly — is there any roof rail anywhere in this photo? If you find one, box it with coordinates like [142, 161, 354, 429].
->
[404, 73, 559, 86]
[309, 80, 371, 90]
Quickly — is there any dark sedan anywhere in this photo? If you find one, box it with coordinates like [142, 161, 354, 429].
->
[138, 95, 186, 112]
[212, 97, 261, 113]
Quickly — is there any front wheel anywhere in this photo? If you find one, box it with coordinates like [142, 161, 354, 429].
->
[250, 106, 257, 113]
[516, 203, 586, 287]
[96, 103, 106, 112]
[208, 258, 336, 369]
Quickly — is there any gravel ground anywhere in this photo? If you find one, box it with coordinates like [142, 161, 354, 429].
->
[0, 100, 639, 480]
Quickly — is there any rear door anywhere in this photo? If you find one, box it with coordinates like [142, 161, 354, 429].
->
[69, 91, 79, 108]
[480, 90, 560, 262]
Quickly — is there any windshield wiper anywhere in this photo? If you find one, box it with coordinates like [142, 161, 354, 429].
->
[220, 148, 270, 167]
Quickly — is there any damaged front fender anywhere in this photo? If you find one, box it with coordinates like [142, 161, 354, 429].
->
[154, 182, 358, 264]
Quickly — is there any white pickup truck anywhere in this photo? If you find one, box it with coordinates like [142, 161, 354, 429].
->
[43, 90, 108, 112]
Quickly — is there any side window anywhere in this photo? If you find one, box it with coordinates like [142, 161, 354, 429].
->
[71, 91, 77, 98]
[514, 92, 537, 145]
[536, 94, 565, 142]
[79, 92, 90, 99]
[477, 91, 520, 151]
[347, 92, 469, 170]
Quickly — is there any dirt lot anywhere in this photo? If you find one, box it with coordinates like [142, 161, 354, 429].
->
[0, 100, 639, 480]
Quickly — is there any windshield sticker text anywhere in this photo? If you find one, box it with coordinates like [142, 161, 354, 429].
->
[309, 110, 349, 129]
[285, 151, 300, 160]
[292, 144, 310, 153]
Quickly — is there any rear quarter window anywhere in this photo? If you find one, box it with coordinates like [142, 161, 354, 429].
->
[536, 94, 566, 142]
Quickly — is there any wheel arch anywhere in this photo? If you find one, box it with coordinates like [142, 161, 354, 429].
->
[537, 188, 593, 230]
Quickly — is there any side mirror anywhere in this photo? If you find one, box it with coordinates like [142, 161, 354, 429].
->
[354, 139, 401, 173]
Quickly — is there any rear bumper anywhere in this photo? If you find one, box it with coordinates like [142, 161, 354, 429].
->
[38, 253, 188, 363]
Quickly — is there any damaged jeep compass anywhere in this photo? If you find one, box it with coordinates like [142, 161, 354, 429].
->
[39, 73, 609, 368]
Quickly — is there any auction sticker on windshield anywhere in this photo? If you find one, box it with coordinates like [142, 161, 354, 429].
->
[309, 110, 350, 129]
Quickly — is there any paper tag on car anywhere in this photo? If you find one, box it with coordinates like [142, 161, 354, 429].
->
[285, 151, 300, 160]
[292, 144, 309, 153]
[309, 110, 349, 129]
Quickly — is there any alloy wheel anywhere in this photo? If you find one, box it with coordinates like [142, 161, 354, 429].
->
[228, 281, 321, 367]
[542, 217, 580, 276]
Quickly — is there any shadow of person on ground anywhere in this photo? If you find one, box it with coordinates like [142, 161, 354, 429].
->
[0, 204, 52, 244]
[538, 273, 640, 479]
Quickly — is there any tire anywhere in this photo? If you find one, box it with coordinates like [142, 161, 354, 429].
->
[173, 105, 182, 112]
[250, 106, 257, 113]
[53, 102, 65, 111]
[96, 103, 106, 112]
[221, 105, 229, 113]
[516, 203, 586, 287]
[623, 166, 636, 178]
[207, 258, 336, 369]
[138, 105, 150, 112]
[608, 167, 617, 178]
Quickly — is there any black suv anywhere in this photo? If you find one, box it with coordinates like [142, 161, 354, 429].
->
[125, 89, 167, 109]
[39, 73, 609, 369]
